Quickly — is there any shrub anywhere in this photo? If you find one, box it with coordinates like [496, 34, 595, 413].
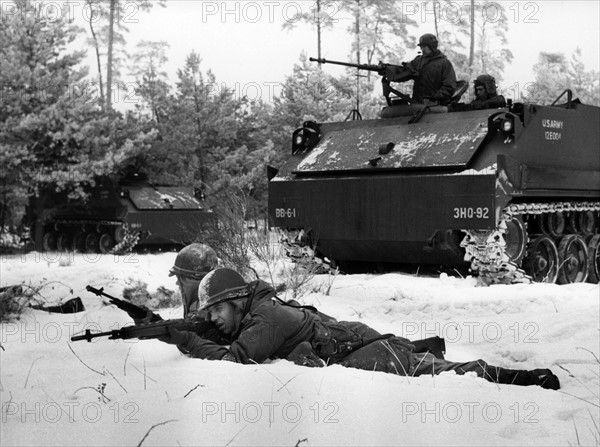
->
[0, 285, 28, 322]
[122, 279, 180, 310]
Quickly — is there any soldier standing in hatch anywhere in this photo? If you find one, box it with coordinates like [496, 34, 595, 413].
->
[382, 33, 457, 105]
[157, 267, 560, 390]
[469, 74, 507, 110]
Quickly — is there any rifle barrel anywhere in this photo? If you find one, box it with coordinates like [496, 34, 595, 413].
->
[71, 329, 119, 342]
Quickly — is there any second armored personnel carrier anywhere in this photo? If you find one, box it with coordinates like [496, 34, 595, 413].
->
[268, 90, 600, 284]
[25, 173, 213, 253]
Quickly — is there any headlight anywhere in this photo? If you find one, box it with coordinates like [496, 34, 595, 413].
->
[502, 118, 513, 133]
[292, 121, 321, 154]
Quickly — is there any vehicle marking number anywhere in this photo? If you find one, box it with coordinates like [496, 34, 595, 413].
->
[453, 207, 490, 219]
[275, 208, 297, 219]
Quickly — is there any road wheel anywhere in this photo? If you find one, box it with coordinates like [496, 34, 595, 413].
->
[42, 231, 58, 251]
[504, 216, 528, 265]
[72, 232, 86, 252]
[546, 212, 566, 237]
[586, 234, 600, 284]
[84, 232, 100, 253]
[578, 211, 597, 236]
[114, 225, 126, 243]
[98, 232, 115, 254]
[557, 234, 588, 284]
[523, 236, 559, 283]
[56, 232, 72, 251]
[537, 214, 550, 235]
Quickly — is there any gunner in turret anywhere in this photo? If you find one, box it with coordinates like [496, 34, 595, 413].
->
[382, 33, 457, 105]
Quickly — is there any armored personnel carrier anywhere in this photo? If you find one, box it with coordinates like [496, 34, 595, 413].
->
[268, 90, 600, 284]
[24, 173, 213, 253]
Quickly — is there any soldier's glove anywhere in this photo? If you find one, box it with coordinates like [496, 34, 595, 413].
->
[432, 91, 446, 102]
[157, 326, 191, 346]
[131, 308, 163, 325]
[287, 341, 325, 368]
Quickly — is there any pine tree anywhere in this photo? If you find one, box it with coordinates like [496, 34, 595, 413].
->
[422, 1, 513, 84]
[83, 0, 165, 109]
[527, 50, 599, 106]
[340, 0, 417, 68]
[129, 40, 171, 122]
[567, 48, 600, 106]
[281, 0, 337, 62]
[0, 0, 153, 243]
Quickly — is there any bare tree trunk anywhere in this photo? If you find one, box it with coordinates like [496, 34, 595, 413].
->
[355, 0, 360, 65]
[106, 0, 116, 110]
[192, 78, 204, 188]
[317, 0, 322, 64]
[86, 1, 104, 105]
[354, 0, 361, 113]
[433, 1, 439, 38]
[0, 184, 7, 244]
[468, 0, 475, 67]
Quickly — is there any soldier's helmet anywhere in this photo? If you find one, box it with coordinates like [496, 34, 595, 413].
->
[197, 268, 251, 310]
[169, 243, 218, 280]
[474, 74, 498, 96]
[418, 33, 439, 51]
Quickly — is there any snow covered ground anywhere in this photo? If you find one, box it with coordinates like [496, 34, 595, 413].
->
[1, 251, 599, 446]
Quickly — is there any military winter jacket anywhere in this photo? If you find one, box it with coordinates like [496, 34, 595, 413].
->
[175, 286, 415, 373]
[405, 50, 457, 105]
[170, 283, 560, 389]
[469, 94, 507, 110]
[175, 286, 318, 363]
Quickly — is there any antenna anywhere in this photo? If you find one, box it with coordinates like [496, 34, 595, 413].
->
[345, 70, 364, 121]
[346, 0, 362, 121]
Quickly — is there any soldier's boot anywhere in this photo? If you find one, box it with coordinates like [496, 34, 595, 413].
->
[487, 366, 560, 390]
[529, 368, 560, 390]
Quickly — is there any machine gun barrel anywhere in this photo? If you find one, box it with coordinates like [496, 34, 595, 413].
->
[309, 57, 381, 72]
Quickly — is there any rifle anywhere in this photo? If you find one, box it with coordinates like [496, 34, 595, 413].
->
[309, 57, 415, 106]
[75, 285, 228, 344]
[86, 285, 163, 322]
[71, 315, 217, 342]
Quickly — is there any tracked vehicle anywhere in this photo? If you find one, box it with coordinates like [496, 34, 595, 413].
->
[25, 173, 213, 253]
[268, 90, 600, 284]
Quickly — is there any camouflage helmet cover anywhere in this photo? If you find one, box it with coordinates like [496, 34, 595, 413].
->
[418, 33, 439, 51]
[169, 243, 218, 279]
[197, 268, 251, 310]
